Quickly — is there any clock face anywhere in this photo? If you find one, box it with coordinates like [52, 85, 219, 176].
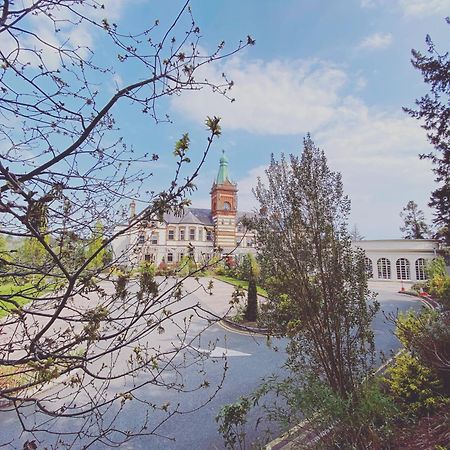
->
[223, 201, 231, 210]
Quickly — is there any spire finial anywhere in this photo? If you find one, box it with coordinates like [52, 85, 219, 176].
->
[216, 151, 230, 183]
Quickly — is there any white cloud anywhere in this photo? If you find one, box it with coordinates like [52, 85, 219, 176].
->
[172, 57, 348, 135]
[358, 32, 393, 50]
[22, 0, 130, 70]
[173, 55, 436, 238]
[399, 0, 450, 16]
[360, 0, 450, 17]
[360, 0, 377, 7]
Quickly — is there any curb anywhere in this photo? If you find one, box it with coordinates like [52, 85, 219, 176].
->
[219, 317, 269, 336]
[397, 290, 440, 310]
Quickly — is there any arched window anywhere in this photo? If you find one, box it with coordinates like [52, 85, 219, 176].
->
[396, 258, 410, 280]
[377, 258, 391, 279]
[364, 257, 373, 278]
[415, 258, 427, 281]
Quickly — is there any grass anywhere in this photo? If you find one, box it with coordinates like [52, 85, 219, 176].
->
[0, 282, 42, 318]
[213, 275, 268, 297]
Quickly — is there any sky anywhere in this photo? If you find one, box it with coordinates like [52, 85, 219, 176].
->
[10, 0, 450, 239]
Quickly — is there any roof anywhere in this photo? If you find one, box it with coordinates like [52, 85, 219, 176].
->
[216, 150, 232, 184]
[164, 208, 213, 226]
[162, 208, 255, 226]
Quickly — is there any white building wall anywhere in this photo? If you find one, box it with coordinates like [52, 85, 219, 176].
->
[353, 239, 439, 282]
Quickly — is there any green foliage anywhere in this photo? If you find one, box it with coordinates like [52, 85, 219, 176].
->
[138, 262, 158, 298]
[252, 135, 378, 398]
[216, 396, 251, 450]
[399, 200, 430, 239]
[205, 116, 222, 137]
[395, 309, 450, 390]
[384, 352, 445, 417]
[426, 257, 450, 310]
[176, 255, 197, 277]
[404, 23, 450, 244]
[86, 221, 106, 270]
[0, 283, 36, 318]
[19, 236, 50, 269]
[114, 272, 130, 301]
[395, 309, 433, 349]
[237, 253, 260, 282]
[244, 277, 258, 322]
[296, 377, 398, 449]
[213, 275, 268, 297]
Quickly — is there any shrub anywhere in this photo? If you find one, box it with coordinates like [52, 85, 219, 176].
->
[216, 397, 251, 450]
[384, 352, 444, 418]
[396, 310, 450, 392]
[426, 257, 450, 310]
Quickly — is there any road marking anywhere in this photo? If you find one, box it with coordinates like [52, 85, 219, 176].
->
[191, 346, 251, 358]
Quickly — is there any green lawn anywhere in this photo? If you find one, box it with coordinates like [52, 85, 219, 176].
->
[213, 275, 268, 297]
[0, 283, 39, 318]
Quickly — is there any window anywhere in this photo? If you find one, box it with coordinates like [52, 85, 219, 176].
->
[377, 258, 391, 279]
[151, 233, 158, 245]
[223, 201, 231, 210]
[138, 234, 145, 245]
[144, 254, 154, 262]
[247, 238, 254, 247]
[189, 228, 195, 241]
[198, 228, 203, 241]
[167, 252, 173, 263]
[168, 229, 175, 240]
[206, 230, 213, 241]
[179, 228, 185, 241]
[364, 257, 373, 278]
[415, 258, 427, 281]
[179, 252, 184, 261]
[396, 258, 410, 280]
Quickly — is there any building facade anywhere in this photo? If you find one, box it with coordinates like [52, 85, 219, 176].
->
[113, 153, 440, 280]
[353, 239, 439, 283]
[112, 152, 256, 268]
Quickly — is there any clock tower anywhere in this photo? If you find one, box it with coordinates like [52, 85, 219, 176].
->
[211, 151, 238, 251]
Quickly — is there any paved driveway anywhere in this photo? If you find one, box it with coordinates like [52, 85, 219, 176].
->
[0, 278, 423, 449]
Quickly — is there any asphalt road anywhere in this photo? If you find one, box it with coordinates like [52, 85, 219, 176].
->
[0, 279, 424, 449]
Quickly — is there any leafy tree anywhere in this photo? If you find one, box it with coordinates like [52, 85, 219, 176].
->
[426, 257, 450, 310]
[349, 224, 365, 241]
[399, 200, 430, 239]
[404, 22, 450, 244]
[86, 221, 106, 270]
[0, 1, 253, 447]
[249, 135, 379, 447]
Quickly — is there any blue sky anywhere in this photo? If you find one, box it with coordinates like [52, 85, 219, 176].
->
[13, 0, 450, 239]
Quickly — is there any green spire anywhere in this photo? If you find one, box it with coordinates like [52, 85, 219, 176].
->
[216, 150, 231, 184]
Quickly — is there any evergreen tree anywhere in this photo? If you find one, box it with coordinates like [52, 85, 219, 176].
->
[399, 200, 430, 239]
[404, 21, 450, 244]
[244, 267, 258, 322]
